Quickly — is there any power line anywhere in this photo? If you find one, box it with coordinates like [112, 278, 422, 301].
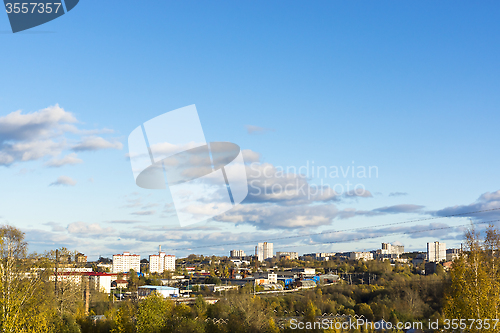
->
[165, 207, 500, 251]
[276, 218, 500, 250]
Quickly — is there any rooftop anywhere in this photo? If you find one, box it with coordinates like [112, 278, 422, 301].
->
[139, 285, 179, 290]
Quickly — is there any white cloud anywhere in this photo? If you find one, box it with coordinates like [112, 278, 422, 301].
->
[72, 136, 123, 151]
[0, 140, 65, 166]
[0, 105, 119, 166]
[434, 190, 500, 221]
[244, 162, 372, 205]
[45, 153, 83, 167]
[0, 104, 76, 143]
[49, 176, 77, 186]
[215, 203, 339, 229]
[242, 149, 260, 163]
[107, 220, 144, 224]
[43, 221, 66, 232]
[67, 221, 114, 235]
[131, 210, 156, 216]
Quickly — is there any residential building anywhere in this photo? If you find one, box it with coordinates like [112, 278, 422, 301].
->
[86, 272, 126, 294]
[349, 252, 374, 261]
[138, 285, 179, 298]
[275, 251, 299, 260]
[50, 269, 125, 294]
[303, 252, 336, 259]
[96, 263, 112, 272]
[253, 272, 278, 285]
[319, 274, 340, 284]
[75, 253, 87, 263]
[443, 261, 453, 271]
[427, 242, 446, 262]
[112, 251, 140, 273]
[230, 259, 250, 267]
[412, 253, 427, 266]
[255, 242, 273, 261]
[291, 267, 316, 275]
[149, 246, 175, 274]
[376, 243, 405, 258]
[230, 250, 246, 258]
[111, 280, 128, 289]
[446, 248, 461, 262]
[424, 262, 437, 275]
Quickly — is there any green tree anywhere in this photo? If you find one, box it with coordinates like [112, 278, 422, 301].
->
[444, 224, 500, 332]
[110, 302, 136, 333]
[355, 303, 374, 321]
[0, 226, 53, 333]
[136, 293, 172, 333]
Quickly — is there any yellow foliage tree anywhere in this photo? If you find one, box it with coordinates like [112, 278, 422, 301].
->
[444, 224, 500, 332]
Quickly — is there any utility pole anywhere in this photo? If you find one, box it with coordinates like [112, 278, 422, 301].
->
[55, 249, 59, 297]
[84, 275, 90, 315]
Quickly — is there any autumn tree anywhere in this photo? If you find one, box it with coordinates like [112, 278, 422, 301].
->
[0, 225, 53, 332]
[136, 293, 173, 333]
[444, 224, 500, 332]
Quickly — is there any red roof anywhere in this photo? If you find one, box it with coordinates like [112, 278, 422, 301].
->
[84, 272, 123, 276]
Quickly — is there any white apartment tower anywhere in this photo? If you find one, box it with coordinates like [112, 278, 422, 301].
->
[112, 251, 141, 273]
[255, 242, 273, 261]
[427, 241, 446, 262]
[149, 246, 176, 274]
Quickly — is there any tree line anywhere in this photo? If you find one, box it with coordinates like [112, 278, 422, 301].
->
[1, 224, 499, 332]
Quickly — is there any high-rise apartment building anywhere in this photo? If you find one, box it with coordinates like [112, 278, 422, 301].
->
[427, 242, 446, 262]
[381, 243, 404, 255]
[230, 250, 246, 258]
[255, 242, 273, 261]
[149, 246, 176, 274]
[112, 251, 141, 273]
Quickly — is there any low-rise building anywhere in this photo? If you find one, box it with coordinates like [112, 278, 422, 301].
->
[349, 252, 373, 261]
[138, 285, 180, 298]
[446, 248, 461, 262]
[302, 252, 336, 260]
[253, 272, 278, 285]
[276, 251, 299, 260]
[75, 253, 87, 263]
[443, 261, 453, 271]
[319, 274, 340, 284]
[96, 263, 112, 271]
[230, 259, 250, 267]
[425, 262, 437, 275]
[412, 253, 427, 267]
[111, 279, 128, 289]
[291, 267, 316, 275]
[86, 272, 126, 294]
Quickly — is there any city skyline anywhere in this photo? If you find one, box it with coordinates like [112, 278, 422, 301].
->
[1, 1, 500, 259]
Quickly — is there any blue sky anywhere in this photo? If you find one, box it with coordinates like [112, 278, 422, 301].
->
[1, 1, 500, 260]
